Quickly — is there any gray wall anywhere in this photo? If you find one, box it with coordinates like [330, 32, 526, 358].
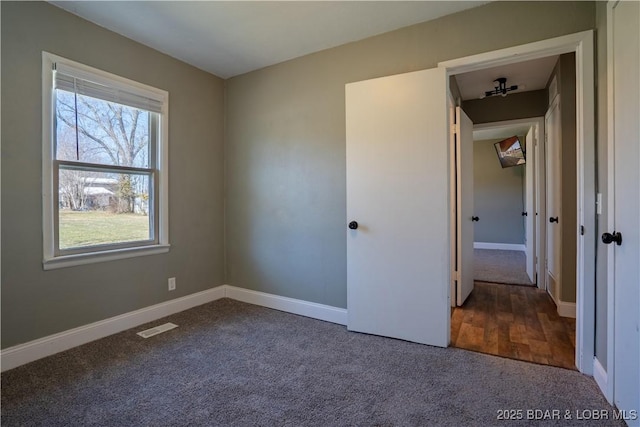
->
[463, 90, 548, 124]
[473, 139, 526, 245]
[225, 1, 596, 309]
[594, 1, 609, 367]
[1, 2, 226, 348]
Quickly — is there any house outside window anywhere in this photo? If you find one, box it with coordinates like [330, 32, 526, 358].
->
[42, 52, 169, 269]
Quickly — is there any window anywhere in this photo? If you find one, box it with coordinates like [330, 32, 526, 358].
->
[42, 52, 169, 269]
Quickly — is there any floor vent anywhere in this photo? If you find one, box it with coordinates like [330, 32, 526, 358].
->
[137, 322, 178, 339]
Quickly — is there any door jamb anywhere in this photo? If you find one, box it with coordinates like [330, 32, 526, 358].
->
[601, 0, 616, 404]
[448, 93, 458, 310]
[439, 30, 596, 375]
[545, 95, 563, 305]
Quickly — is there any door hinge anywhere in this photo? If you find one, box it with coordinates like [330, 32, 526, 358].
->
[580, 225, 585, 236]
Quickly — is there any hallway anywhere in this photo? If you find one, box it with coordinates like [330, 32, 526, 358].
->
[451, 282, 576, 370]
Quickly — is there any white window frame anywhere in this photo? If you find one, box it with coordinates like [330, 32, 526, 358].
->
[42, 52, 170, 270]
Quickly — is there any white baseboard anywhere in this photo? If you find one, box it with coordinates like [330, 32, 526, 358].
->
[224, 285, 347, 326]
[474, 242, 526, 251]
[558, 301, 576, 319]
[593, 357, 612, 404]
[1, 285, 347, 372]
[548, 290, 577, 319]
[557, 301, 576, 318]
[0, 286, 226, 372]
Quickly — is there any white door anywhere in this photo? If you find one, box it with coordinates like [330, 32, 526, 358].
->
[611, 0, 640, 417]
[535, 124, 547, 291]
[545, 95, 562, 299]
[456, 106, 474, 306]
[524, 126, 536, 284]
[346, 67, 449, 347]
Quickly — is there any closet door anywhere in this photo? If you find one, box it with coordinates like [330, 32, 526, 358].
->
[524, 126, 536, 284]
[611, 0, 640, 416]
[545, 95, 562, 301]
[455, 106, 474, 306]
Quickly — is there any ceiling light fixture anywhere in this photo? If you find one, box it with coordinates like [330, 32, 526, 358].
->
[481, 77, 518, 99]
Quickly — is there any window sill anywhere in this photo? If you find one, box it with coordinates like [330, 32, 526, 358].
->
[43, 244, 170, 270]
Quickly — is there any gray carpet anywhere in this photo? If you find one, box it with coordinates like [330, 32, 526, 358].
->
[475, 248, 534, 286]
[2, 299, 618, 426]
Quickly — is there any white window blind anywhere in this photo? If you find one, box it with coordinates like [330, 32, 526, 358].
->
[53, 62, 164, 113]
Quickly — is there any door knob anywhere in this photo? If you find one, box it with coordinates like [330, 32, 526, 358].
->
[602, 231, 622, 246]
[549, 217, 559, 223]
[348, 221, 359, 230]
[471, 216, 479, 222]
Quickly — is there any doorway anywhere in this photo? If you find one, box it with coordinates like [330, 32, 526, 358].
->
[442, 30, 595, 373]
[345, 30, 595, 374]
[447, 55, 580, 369]
[471, 118, 544, 290]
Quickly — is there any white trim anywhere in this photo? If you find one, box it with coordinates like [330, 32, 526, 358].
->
[0, 286, 226, 372]
[594, 357, 612, 404]
[557, 301, 576, 319]
[473, 117, 545, 132]
[42, 52, 55, 263]
[43, 244, 170, 270]
[224, 286, 347, 326]
[605, 0, 616, 405]
[441, 30, 596, 375]
[547, 289, 577, 319]
[439, 31, 593, 74]
[574, 28, 596, 378]
[474, 242, 525, 252]
[448, 93, 457, 309]
[158, 91, 170, 246]
[0, 285, 347, 372]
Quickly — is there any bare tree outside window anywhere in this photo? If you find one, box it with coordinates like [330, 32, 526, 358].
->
[56, 90, 152, 248]
[42, 54, 168, 268]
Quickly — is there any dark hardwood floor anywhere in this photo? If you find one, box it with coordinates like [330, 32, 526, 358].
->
[451, 281, 577, 370]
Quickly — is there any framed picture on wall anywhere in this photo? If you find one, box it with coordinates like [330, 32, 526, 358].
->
[494, 136, 526, 168]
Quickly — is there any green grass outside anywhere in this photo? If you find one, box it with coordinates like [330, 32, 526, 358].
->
[59, 210, 150, 249]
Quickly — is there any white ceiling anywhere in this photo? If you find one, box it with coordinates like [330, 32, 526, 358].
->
[50, 1, 488, 79]
[455, 55, 559, 101]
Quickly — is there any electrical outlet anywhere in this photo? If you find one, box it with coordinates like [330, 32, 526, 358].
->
[168, 277, 176, 291]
